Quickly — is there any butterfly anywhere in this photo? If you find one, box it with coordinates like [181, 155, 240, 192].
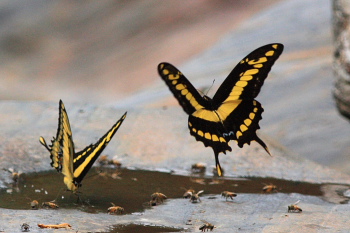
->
[158, 43, 284, 176]
[40, 100, 127, 192]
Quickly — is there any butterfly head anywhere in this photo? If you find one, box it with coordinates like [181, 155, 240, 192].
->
[202, 95, 215, 109]
[202, 95, 212, 101]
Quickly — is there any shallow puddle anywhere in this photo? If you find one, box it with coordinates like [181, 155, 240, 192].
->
[0, 167, 324, 214]
[108, 223, 185, 233]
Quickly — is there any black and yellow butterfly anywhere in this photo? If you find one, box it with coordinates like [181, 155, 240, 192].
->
[40, 100, 127, 192]
[158, 43, 283, 176]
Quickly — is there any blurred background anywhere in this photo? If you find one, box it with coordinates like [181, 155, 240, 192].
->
[0, 0, 277, 104]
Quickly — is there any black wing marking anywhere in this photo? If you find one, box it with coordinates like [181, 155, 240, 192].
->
[72, 112, 127, 185]
[158, 63, 208, 115]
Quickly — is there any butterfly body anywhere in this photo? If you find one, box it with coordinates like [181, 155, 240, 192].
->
[40, 100, 127, 192]
[158, 43, 283, 176]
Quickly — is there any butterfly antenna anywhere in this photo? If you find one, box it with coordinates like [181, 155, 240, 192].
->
[214, 152, 223, 177]
[205, 79, 216, 96]
[197, 79, 216, 97]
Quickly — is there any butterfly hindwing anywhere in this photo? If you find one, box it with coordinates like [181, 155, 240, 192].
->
[188, 114, 231, 155]
[222, 100, 268, 150]
[72, 112, 127, 185]
[158, 63, 208, 115]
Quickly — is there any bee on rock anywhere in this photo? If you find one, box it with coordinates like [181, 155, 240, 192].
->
[288, 200, 302, 213]
[182, 188, 195, 199]
[191, 163, 206, 173]
[150, 192, 167, 205]
[221, 191, 237, 201]
[199, 221, 215, 232]
[30, 200, 39, 210]
[190, 190, 204, 203]
[21, 223, 30, 232]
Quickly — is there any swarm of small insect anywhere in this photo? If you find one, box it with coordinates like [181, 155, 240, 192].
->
[30, 200, 39, 210]
[107, 203, 124, 215]
[21, 223, 30, 232]
[199, 221, 215, 232]
[182, 188, 195, 199]
[189, 190, 204, 203]
[221, 191, 237, 201]
[191, 163, 206, 173]
[42, 201, 59, 209]
[150, 192, 167, 205]
[262, 184, 277, 193]
[288, 201, 302, 213]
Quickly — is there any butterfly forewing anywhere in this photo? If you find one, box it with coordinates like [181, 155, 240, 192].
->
[158, 63, 208, 115]
[72, 112, 127, 185]
[212, 43, 284, 106]
[61, 131, 75, 191]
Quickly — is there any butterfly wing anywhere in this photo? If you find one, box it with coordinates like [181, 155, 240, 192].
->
[158, 63, 208, 115]
[61, 127, 76, 191]
[212, 43, 284, 104]
[39, 100, 77, 191]
[39, 100, 74, 172]
[212, 43, 283, 151]
[72, 112, 127, 185]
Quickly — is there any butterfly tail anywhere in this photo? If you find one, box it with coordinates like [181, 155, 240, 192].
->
[214, 152, 224, 177]
[255, 136, 271, 156]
